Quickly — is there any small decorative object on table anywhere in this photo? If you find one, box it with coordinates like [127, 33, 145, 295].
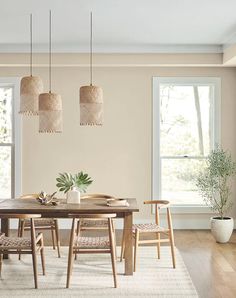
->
[196, 147, 236, 243]
[36, 191, 60, 206]
[107, 198, 129, 207]
[56, 171, 93, 204]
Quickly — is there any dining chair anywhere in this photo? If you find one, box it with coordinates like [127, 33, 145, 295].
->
[76, 194, 114, 235]
[0, 214, 45, 289]
[66, 213, 117, 288]
[18, 194, 61, 258]
[120, 200, 176, 271]
[75, 194, 117, 259]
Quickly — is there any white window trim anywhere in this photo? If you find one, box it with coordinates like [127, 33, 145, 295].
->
[0, 77, 21, 198]
[152, 77, 221, 214]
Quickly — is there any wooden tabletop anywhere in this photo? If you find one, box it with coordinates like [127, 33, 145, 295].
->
[0, 198, 139, 216]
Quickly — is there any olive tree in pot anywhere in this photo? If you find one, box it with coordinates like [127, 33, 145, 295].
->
[196, 147, 236, 243]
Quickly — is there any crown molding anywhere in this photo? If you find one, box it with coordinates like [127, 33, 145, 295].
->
[0, 53, 224, 67]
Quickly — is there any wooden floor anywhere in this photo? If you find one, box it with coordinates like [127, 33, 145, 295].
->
[175, 230, 236, 298]
[10, 229, 236, 298]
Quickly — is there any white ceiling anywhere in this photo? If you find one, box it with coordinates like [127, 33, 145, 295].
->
[1, 0, 236, 53]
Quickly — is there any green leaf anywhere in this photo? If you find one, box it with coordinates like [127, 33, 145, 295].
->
[56, 171, 93, 193]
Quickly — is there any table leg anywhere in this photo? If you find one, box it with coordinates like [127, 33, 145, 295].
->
[124, 212, 133, 275]
[1, 218, 9, 259]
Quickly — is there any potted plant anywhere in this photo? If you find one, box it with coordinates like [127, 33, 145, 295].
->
[56, 172, 93, 202]
[196, 147, 236, 243]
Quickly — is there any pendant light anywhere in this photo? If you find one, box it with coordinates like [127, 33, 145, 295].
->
[19, 14, 43, 115]
[80, 12, 103, 126]
[39, 10, 62, 133]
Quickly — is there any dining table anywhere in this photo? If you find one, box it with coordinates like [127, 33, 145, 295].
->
[0, 197, 139, 275]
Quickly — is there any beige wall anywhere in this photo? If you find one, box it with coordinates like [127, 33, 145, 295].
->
[1, 56, 236, 228]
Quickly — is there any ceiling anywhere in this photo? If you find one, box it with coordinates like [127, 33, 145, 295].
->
[1, 0, 236, 53]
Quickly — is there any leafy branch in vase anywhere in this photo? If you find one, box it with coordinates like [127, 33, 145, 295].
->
[56, 172, 93, 193]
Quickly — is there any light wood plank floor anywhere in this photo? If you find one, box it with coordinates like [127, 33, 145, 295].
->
[10, 229, 236, 298]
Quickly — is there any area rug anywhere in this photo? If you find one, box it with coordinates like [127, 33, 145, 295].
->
[0, 247, 198, 297]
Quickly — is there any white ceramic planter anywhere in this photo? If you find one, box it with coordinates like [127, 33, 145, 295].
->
[210, 217, 234, 243]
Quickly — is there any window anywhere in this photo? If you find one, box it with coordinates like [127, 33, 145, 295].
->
[0, 78, 21, 199]
[153, 77, 220, 206]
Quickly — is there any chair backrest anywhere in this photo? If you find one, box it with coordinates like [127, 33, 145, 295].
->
[20, 194, 39, 199]
[0, 214, 41, 219]
[81, 194, 115, 200]
[0, 214, 41, 244]
[143, 200, 170, 226]
[144, 200, 170, 207]
[69, 213, 116, 219]
[68, 214, 116, 243]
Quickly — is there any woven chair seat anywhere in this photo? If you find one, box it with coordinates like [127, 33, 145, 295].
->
[0, 236, 32, 249]
[74, 236, 110, 249]
[132, 223, 168, 233]
[80, 219, 108, 228]
[22, 218, 55, 227]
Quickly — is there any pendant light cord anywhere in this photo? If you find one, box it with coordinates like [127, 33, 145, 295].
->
[30, 13, 33, 76]
[90, 11, 93, 86]
[49, 10, 52, 93]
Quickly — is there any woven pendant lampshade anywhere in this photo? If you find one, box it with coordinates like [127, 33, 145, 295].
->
[80, 85, 103, 125]
[20, 76, 43, 115]
[39, 92, 62, 133]
[19, 14, 43, 115]
[39, 10, 62, 133]
[80, 12, 103, 126]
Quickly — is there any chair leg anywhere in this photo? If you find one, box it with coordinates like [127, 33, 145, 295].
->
[66, 219, 76, 288]
[76, 220, 80, 236]
[156, 232, 161, 259]
[167, 208, 176, 268]
[112, 221, 117, 261]
[54, 220, 61, 258]
[66, 248, 75, 288]
[51, 229, 56, 250]
[32, 247, 38, 288]
[19, 220, 25, 260]
[40, 237, 46, 275]
[17, 220, 21, 258]
[31, 218, 38, 289]
[134, 229, 139, 272]
[74, 220, 81, 261]
[109, 219, 117, 288]
[120, 228, 125, 262]
[169, 231, 176, 268]
[110, 241, 117, 288]
[0, 253, 2, 278]
[17, 219, 21, 237]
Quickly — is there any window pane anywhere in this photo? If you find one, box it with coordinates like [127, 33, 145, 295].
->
[160, 85, 212, 156]
[161, 158, 205, 205]
[0, 87, 13, 143]
[0, 146, 11, 198]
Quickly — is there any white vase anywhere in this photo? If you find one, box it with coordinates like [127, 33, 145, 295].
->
[210, 217, 234, 243]
[66, 187, 81, 204]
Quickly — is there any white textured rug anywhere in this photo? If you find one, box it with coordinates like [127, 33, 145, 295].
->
[0, 247, 198, 298]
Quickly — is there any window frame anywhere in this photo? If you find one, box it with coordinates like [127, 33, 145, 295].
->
[0, 77, 21, 199]
[152, 77, 221, 213]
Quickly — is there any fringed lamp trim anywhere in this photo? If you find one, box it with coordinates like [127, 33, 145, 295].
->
[19, 110, 39, 116]
[39, 130, 62, 133]
[80, 123, 103, 126]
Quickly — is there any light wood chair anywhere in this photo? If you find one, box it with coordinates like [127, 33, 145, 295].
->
[18, 194, 61, 258]
[66, 213, 117, 288]
[76, 194, 115, 235]
[0, 214, 45, 289]
[120, 200, 176, 271]
[75, 194, 116, 259]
